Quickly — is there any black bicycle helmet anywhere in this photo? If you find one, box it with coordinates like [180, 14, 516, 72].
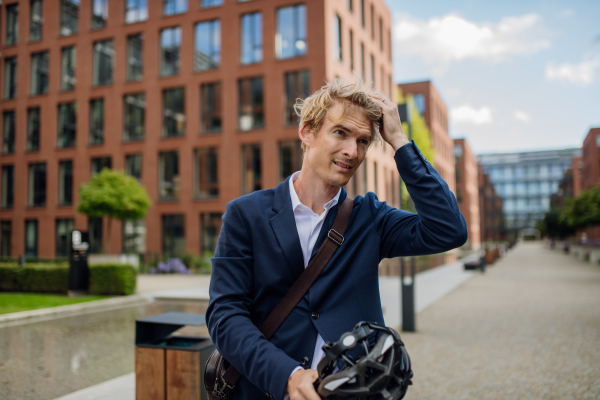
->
[315, 321, 412, 400]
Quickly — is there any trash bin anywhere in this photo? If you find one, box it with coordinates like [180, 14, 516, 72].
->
[463, 259, 480, 270]
[485, 249, 495, 265]
[135, 312, 214, 400]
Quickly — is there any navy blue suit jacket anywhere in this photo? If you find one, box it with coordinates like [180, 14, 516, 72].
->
[206, 142, 468, 400]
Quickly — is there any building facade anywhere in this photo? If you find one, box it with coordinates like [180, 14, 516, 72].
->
[581, 127, 600, 190]
[0, 0, 396, 259]
[397, 80, 455, 195]
[453, 139, 480, 249]
[477, 164, 503, 242]
[478, 148, 581, 240]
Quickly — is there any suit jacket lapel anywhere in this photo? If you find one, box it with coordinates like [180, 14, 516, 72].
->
[270, 177, 305, 280]
[309, 188, 348, 261]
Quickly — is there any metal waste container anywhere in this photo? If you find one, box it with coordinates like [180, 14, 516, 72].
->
[135, 312, 215, 400]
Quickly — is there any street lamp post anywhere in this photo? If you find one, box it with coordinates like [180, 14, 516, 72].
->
[397, 103, 416, 332]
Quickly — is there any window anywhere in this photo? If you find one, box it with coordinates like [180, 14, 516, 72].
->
[279, 140, 302, 182]
[413, 94, 425, 115]
[30, 0, 43, 41]
[370, 4, 374, 40]
[388, 28, 392, 61]
[162, 214, 184, 256]
[362, 161, 367, 193]
[89, 98, 104, 145]
[200, 82, 222, 134]
[2, 111, 15, 155]
[124, 93, 145, 141]
[5, 4, 19, 46]
[348, 0, 353, 12]
[162, 88, 185, 138]
[160, 27, 181, 76]
[93, 39, 114, 86]
[164, 0, 187, 15]
[58, 160, 73, 205]
[238, 77, 264, 131]
[159, 151, 179, 200]
[284, 71, 310, 126]
[91, 0, 108, 29]
[379, 16, 383, 51]
[194, 20, 220, 71]
[241, 144, 261, 194]
[125, 0, 147, 24]
[201, 213, 222, 253]
[30, 51, 49, 95]
[455, 168, 461, 184]
[91, 157, 111, 175]
[0, 221, 11, 257]
[276, 5, 306, 59]
[194, 147, 218, 199]
[360, 43, 365, 78]
[360, 0, 365, 27]
[122, 219, 145, 254]
[60, 0, 79, 36]
[333, 15, 342, 61]
[1, 166, 14, 209]
[88, 217, 103, 254]
[127, 34, 143, 81]
[56, 218, 74, 257]
[201, 0, 223, 7]
[3, 57, 17, 99]
[241, 12, 262, 65]
[57, 102, 76, 148]
[373, 161, 378, 193]
[350, 29, 354, 71]
[25, 220, 38, 257]
[61, 46, 76, 91]
[125, 153, 142, 181]
[370, 54, 374, 85]
[27, 107, 40, 151]
[28, 162, 46, 207]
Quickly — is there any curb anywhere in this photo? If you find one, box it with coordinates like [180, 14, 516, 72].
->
[0, 293, 151, 327]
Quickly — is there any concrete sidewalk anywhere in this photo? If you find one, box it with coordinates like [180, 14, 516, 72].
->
[402, 242, 600, 400]
[54, 255, 480, 400]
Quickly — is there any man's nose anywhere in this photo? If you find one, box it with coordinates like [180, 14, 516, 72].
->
[342, 141, 358, 159]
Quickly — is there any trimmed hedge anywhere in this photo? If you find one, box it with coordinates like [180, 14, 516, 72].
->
[89, 264, 138, 296]
[0, 263, 69, 293]
[0, 262, 137, 295]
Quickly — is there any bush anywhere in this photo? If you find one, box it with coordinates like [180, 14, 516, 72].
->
[0, 262, 69, 293]
[89, 264, 137, 295]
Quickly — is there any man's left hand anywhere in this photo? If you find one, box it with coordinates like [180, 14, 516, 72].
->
[368, 93, 410, 152]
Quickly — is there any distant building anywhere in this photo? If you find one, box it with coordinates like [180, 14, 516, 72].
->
[397, 80, 455, 195]
[572, 156, 582, 197]
[0, 0, 395, 258]
[453, 139, 480, 249]
[478, 164, 504, 242]
[581, 128, 600, 190]
[478, 148, 581, 240]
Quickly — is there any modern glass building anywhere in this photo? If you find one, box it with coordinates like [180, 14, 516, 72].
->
[478, 148, 581, 238]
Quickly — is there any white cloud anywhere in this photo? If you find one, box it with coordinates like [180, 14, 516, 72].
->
[393, 13, 550, 69]
[513, 110, 531, 122]
[558, 9, 574, 18]
[545, 57, 600, 84]
[451, 105, 493, 125]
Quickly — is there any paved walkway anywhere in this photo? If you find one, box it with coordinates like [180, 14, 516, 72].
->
[403, 242, 600, 400]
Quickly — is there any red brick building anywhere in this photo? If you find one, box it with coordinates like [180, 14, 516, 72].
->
[478, 164, 504, 242]
[397, 80, 455, 195]
[581, 128, 600, 190]
[453, 138, 480, 249]
[0, 0, 395, 259]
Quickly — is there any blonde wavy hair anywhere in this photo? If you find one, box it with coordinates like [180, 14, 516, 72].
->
[293, 77, 383, 151]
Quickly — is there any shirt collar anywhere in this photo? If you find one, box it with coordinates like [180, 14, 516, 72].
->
[289, 171, 341, 213]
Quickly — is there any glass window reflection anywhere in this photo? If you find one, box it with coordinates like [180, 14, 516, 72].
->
[276, 5, 306, 59]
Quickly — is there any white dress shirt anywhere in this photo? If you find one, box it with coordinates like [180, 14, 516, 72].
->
[285, 171, 341, 395]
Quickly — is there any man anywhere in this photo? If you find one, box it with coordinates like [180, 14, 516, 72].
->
[206, 79, 467, 400]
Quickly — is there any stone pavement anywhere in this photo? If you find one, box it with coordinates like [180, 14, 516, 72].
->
[402, 242, 600, 400]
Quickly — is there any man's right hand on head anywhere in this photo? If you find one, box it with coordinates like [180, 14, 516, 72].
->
[286, 368, 320, 400]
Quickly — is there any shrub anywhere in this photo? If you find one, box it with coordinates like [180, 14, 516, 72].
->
[0, 262, 69, 293]
[89, 264, 137, 296]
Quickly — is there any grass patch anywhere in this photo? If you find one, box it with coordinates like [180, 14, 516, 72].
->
[0, 293, 106, 315]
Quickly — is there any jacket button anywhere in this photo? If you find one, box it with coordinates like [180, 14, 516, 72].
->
[311, 311, 320, 320]
[301, 356, 310, 366]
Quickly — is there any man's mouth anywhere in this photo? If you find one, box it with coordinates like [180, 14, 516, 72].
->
[333, 161, 352, 170]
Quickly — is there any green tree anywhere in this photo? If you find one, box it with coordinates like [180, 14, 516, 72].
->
[396, 87, 436, 209]
[561, 184, 600, 230]
[77, 168, 151, 254]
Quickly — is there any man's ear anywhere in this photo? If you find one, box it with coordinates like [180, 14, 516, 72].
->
[299, 123, 313, 149]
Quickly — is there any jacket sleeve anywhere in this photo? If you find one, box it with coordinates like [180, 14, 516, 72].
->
[206, 201, 300, 400]
[369, 141, 468, 259]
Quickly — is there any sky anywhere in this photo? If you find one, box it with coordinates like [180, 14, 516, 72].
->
[385, 0, 600, 154]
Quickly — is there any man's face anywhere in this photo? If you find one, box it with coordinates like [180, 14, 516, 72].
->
[302, 100, 372, 188]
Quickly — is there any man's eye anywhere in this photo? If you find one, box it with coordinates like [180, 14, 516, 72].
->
[335, 130, 345, 136]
